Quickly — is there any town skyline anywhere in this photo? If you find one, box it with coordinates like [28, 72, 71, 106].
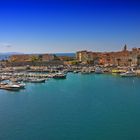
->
[0, 44, 139, 54]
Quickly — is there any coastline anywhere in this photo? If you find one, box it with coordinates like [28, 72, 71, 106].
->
[0, 65, 140, 92]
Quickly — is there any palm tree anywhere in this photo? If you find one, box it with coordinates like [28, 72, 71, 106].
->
[87, 60, 94, 65]
[53, 54, 60, 60]
[128, 59, 132, 66]
[93, 57, 99, 65]
[137, 56, 140, 66]
[30, 56, 39, 63]
[31, 55, 39, 65]
[38, 55, 43, 62]
[117, 58, 121, 66]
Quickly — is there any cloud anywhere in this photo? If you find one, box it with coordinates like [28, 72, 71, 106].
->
[0, 43, 12, 48]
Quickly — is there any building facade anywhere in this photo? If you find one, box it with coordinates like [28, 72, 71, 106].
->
[76, 45, 140, 66]
[9, 54, 55, 63]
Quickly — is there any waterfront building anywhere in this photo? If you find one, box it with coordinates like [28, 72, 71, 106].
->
[76, 45, 140, 66]
[9, 54, 55, 63]
[76, 50, 95, 64]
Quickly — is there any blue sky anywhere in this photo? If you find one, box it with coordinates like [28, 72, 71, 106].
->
[0, 0, 140, 53]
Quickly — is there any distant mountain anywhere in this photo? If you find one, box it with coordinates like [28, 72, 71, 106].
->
[0, 52, 23, 60]
[0, 52, 23, 55]
[0, 52, 76, 60]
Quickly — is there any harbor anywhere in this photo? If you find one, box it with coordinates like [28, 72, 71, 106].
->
[0, 45, 140, 91]
[0, 65, 140, 91]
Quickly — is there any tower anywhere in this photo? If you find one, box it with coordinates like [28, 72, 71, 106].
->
[123, 44, 127, 51]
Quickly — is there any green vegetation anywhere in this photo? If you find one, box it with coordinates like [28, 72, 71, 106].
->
[71, 60, 79, 65]
[117, 58, 121, 66]
[128, 59, 132, 66]
[53, 54, 60, 60]
[30, 55, 39, 62]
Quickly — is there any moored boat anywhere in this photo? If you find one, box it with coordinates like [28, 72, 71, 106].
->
[73, 70, 79, 73]
[28, 78, 46, 83]
[53, 73, 66, 79]
[0, 84, 21, 91]
[23, 78, 46, 83]
[17, 82, 26, 89]
[95, 67, 103, 74]
[81, 70, 91, 74]
[120, 70, 136, 77]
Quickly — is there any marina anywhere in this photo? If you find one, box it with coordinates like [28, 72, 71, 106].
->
[0, 65, 140, 92]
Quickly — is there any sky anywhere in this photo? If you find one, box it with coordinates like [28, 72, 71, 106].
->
[0, 0, 140, 53]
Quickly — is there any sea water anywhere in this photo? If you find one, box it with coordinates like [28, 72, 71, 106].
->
[0, 73, 140, 140]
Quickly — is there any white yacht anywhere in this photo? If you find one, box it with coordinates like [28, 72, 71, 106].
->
[4, 84, 21, 91]
[120, 69, 136, 77]
[95, 67, 103, 74]
[17, 82, 26, 89]
[29, 78, 46, 83]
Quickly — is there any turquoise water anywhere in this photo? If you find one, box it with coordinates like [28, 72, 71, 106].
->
[0, 73, 140, 140]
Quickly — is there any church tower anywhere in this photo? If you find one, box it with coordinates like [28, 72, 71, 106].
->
[123, 44, 127, 51]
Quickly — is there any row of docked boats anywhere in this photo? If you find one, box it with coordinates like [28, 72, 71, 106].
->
[75, 67, 137, 77]
[95, 67, 136, 77]
[0, 67, 137, 92]
[23, 78, 46, 83]
[80, 67, 104, 74]
[0, 72, 67, 91]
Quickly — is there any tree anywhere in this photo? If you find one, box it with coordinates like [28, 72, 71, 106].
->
[71, 60, 78, 65]
[137, 56, 140, 66]
[93, 57, 99, 65]
[53, 54, 60, 60]
[117, 58, 121, 66]
[87, 60, 94, 65]
[30, 55, 39, 62]
[128, 59, 132, 66]
[38, 55, 43, 62]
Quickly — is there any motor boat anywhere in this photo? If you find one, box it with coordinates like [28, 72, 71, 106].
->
[95, 67, 103, 74]
[3, 84, 21, 91]
[28, 78, 46, 83]
[17, 82, 26, 89]
[53, 72, 66, 79]
[120, 70, 136, 77]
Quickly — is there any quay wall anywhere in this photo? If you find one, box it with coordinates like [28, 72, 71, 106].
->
[136, 70, 140, 75]
[5, 61, 64, 67]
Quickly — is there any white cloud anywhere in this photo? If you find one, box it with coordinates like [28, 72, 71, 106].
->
[0, 43, 12, 48]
